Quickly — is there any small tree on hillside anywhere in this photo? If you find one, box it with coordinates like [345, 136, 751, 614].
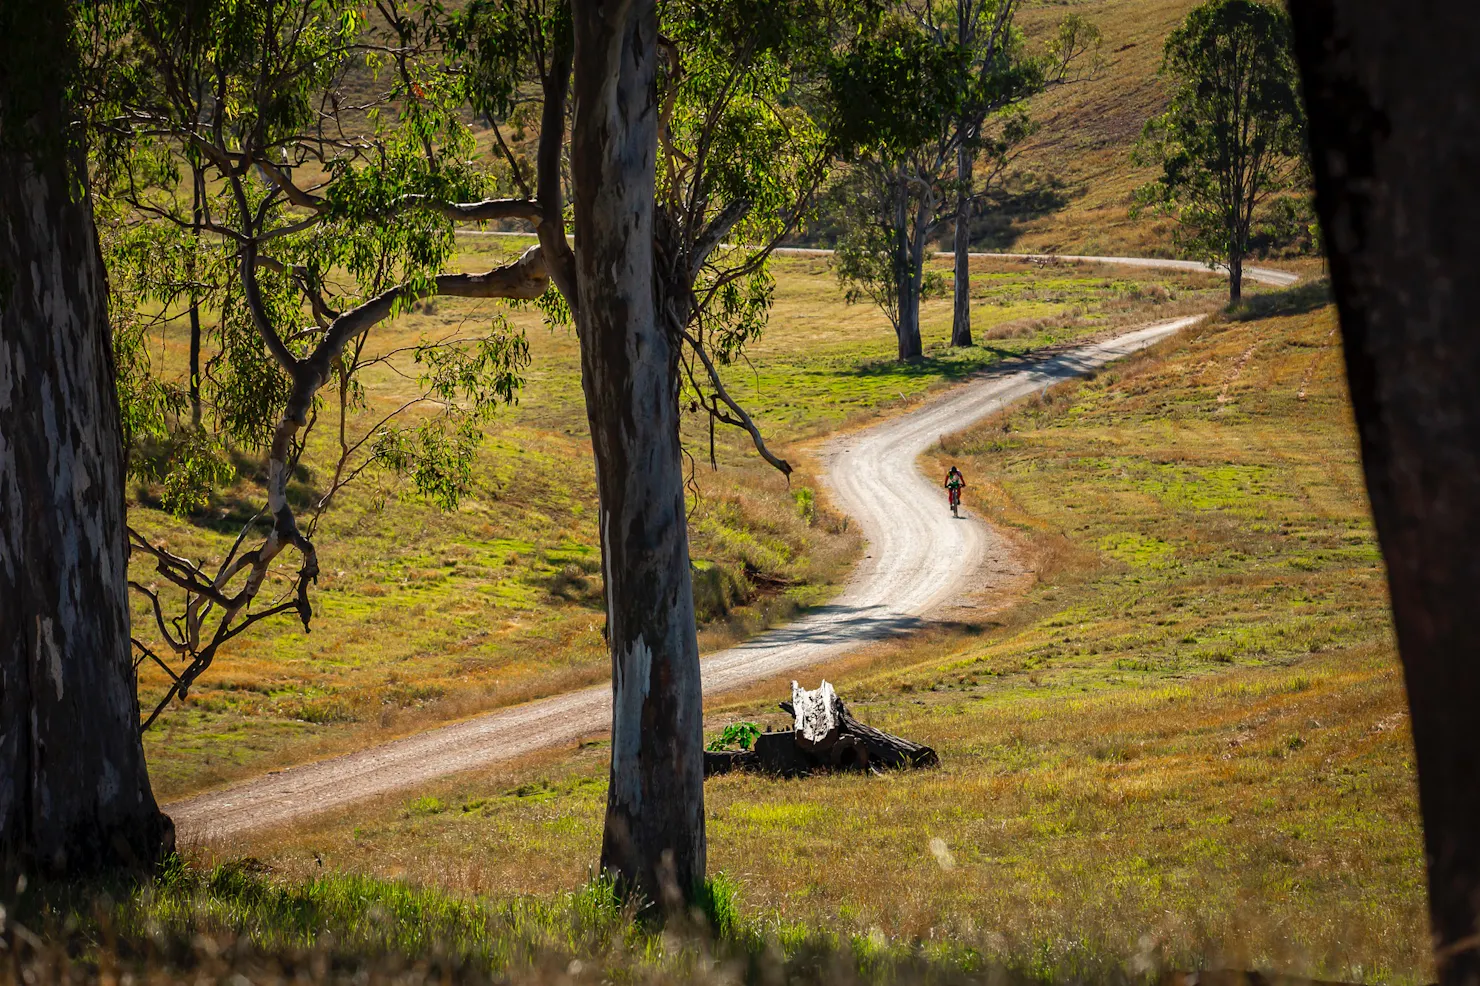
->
[949, 6, 1101, 348]
[827, 0, 1084, 361]
[1133, 0, 1305, 305]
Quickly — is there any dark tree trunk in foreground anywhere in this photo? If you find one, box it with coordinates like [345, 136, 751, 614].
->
[951, 143, 973, 348]
[571, 0, 706, 906]
[0, 72, 171, 876]
[1290, 5, 1480, 981]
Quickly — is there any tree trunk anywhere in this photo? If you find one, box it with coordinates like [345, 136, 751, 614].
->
[0, 85, 171, 877]
[951, 143, 973, 347]
[1228, 245, 1244, 306]
[894, 194, 924, 362]
[188, 167, 203, 428]
[1289, 6, 1480, 983]
[570, 0, 706, 908]
[896, 269, 923, 361]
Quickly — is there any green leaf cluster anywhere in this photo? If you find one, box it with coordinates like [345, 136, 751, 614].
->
[707, 721, 763, 752]
[1133, 0, 1308, 280]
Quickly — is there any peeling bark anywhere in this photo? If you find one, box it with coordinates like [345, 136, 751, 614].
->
[571, 0, 705, 906]
[1288, 4, 1480, 981]
[0, 99, 170, 875]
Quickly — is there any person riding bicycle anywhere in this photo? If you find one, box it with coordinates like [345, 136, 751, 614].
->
[945, 466, 965, 493]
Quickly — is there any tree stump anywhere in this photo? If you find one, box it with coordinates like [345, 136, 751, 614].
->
[703, 681, 938, 778]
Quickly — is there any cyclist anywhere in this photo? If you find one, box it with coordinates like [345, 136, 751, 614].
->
[944, 466, 965, 516]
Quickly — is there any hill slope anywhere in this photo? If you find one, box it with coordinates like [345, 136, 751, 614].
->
[980, 0, 1200, 256]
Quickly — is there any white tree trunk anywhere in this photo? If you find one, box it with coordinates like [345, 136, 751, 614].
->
[570, 0, 706, 906]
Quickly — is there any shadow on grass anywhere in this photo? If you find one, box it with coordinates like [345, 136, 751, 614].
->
[841, 346, 1020, 383]
[11, 861, 1375, 986]
[132, 445, 326, 536]
[1225, 277, 1332, 322]
[968, 173, 1078, 252]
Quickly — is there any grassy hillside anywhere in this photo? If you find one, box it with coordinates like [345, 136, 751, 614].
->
[174, 287, 1423, 983]
[988, 0, 1202, 256]
[133, 243, 1231, 800]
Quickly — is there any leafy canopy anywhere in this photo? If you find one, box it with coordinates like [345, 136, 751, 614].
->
[1133, 0, 1306, 275]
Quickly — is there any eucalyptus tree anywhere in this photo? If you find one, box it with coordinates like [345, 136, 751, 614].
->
[1290, 5, 1480, 982]
[465, 0, 842, 902]
[96, 0, 550, 730]
[1133, 0, 1304, 305]
[828, 1, 1052, 361]
[0, 0, 171, 877]
[949, 8, 1100, 346]
[104, 0, 846, 904]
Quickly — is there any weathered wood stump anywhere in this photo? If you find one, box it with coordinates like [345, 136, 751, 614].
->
[704, 681, 938, 778]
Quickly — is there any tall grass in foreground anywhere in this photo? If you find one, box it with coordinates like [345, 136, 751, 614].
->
[2, 861, 1233, 986]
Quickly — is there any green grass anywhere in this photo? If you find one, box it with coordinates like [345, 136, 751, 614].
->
[194, 289, 1424, 983]
[8, 860, 1203, 986]
[132, 243, 1231, 801]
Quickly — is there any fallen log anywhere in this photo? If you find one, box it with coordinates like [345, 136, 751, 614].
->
[704, 681, 938, 778]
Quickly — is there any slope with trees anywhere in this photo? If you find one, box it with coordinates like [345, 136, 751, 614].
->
[1133, 0, 1306, 304]
[827, 0, 1096, 361]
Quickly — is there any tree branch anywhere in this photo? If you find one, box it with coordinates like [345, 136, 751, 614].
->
[676, 318, 792, 479]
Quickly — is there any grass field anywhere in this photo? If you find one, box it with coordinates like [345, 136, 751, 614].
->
[149, 284, 1426, 983]
[131, 241, 1233, 801]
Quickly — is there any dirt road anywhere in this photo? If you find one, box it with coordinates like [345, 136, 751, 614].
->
[167, 314, 1204, 841]
[459, 232, 1304, 289]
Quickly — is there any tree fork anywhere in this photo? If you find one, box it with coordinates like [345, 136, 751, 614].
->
[130, 246, 549, 731]
[1289, 4, 1480, 982]
[571, 0, 707, 907]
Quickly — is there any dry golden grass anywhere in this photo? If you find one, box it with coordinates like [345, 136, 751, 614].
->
[972, 0, 1316, 262]
[989, 0, 1199, 256]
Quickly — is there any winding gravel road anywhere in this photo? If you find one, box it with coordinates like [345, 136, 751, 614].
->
[167, 313, 1205, 842]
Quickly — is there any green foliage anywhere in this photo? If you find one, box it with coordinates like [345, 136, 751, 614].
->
[86, 0, 531, 520]
[1045, 13, 1105, 82]
[822, 1, 1057, 350]
[372, 417, 483, 512]
[159, 429, 236, 516]
[792, 486, 816, 523]
[1133, 0, 1307, 281]
[707, 721, 763, 752]
[823, 16, 970, 159]
[418, 318, 532, 418]
[696, 871, 742, 937]
[110, 310, 187, 473]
